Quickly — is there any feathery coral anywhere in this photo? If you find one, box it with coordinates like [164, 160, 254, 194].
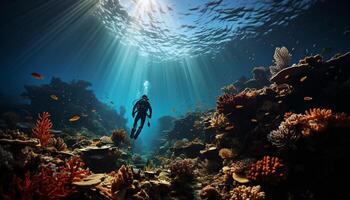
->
[111, 165, 134, 194]
[247, 156, 286, 183]
[230, 185, 265, 200]
[32, 112, 53, 147]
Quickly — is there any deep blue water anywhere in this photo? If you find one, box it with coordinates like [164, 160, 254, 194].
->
[1, 0, 350, 150]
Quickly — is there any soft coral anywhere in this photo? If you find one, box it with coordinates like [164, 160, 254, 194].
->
[32, 112, 53, 147]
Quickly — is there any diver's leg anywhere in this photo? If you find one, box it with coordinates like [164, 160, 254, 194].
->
[134, 114, 146, 139]
[131, 113, 141, 138]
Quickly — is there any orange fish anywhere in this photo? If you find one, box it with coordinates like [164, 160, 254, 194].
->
[69, 115, 80, 122]
[31, 72, 44, 80]
[50, 95, 59, 101]
[251, 119, 258, 123]
[304, 96, 313, 101]
[235, 105, 244, 109]
[300, 76, 307, 82]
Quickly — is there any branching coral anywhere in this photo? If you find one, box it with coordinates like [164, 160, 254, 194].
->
[219, 148, 235, 159]
[32, 112, 53, 147]
[269, 46, 291, 75]
[268, 122, 300, 150]
[216, 92, 250, 115]
[12, 156, 89, 200]
[48, 137, 67, 151]
[111, 165, 134, 194]
[169, 159, 194, 180]
[301, 108, 332, 136]
[247, 156, 286, 183]
[230, 159, 255, 175]
[209, 112, 230, 129]
[111, 129, 128, 145]
[230, 185, 265, 200]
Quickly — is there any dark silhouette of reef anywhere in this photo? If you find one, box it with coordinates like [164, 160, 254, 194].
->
[21, 77, 127, 135]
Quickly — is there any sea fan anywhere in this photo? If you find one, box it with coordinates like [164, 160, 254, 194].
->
[269, 47, 291, 75]
[32, 112, 53, 147]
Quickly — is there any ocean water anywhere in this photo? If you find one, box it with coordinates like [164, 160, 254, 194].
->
[0, 0, 350, 151]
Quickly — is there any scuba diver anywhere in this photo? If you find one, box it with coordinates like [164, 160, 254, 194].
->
[130, 95, 152, 140]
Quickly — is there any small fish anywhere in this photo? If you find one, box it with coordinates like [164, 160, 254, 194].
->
[235, 105, 243, 109]
[50, 95, 59, 101]
[304, 96, 313, 101]
[265, 112, 270, 116]
[69, 115, 80, 122]
[300, 76, 307, 82]
[91, 109, 96, 113]
[31, 72, 44, 80]
[284, 75, 290, 79]
[278, 100, 283, 104]
[251, 119, 258, 123]
[110, 101, 114, 105]
[225, 125, 235, 130]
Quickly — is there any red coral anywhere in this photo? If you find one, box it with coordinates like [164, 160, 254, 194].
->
[247, 156, 286, 183]
[12, 156, 89, 200]
[32, 112, 53, 147]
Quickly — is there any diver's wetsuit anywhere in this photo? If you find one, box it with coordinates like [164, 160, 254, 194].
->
[131, 96, 152, 140]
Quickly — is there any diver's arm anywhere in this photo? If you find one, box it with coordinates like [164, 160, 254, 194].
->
[132, 102, 138, 117]
[148, 103, 152, 118]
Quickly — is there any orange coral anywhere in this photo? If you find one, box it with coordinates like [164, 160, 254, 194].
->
[247, 156, 286, 183]
[111, 165, 134, 194]
[32, 112, 53, 147]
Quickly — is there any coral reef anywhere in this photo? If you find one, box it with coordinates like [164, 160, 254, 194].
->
[230, 185, 265, 200]
[32, 112, 52, 147]
[111, 128, 128, 146]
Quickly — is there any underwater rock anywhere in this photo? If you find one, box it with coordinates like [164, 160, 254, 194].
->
[172, 139, 205, 158]
[21, 77, 127, 135]
[199, 185, 221, 200]
[200, 146, 219, 160]
[79, 146, 121, 173]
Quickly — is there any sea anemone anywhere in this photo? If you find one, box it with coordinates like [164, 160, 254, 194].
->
[247, 156, 286, 183]
[230, 185, 265, 200]
[111, 165, 134, 194]
[219, 148, 235, 159]
[169, 159, 194, 180]
[269, 46, 292, 75]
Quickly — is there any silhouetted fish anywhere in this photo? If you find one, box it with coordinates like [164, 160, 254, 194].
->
[31, 72, 44, 80]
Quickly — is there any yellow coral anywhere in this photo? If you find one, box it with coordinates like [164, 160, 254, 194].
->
[230, 185, 265, 200]
[210, 112, 229, 129]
